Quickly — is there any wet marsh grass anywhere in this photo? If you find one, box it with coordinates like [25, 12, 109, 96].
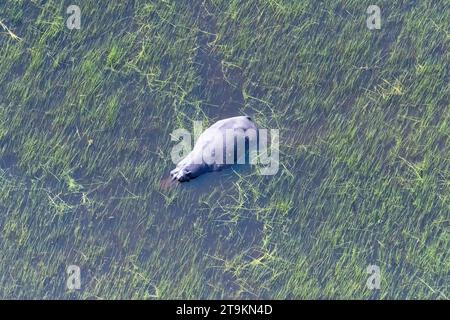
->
[0, 0, 448, 299]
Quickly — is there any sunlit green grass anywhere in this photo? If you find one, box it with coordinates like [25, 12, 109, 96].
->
[0, 0, 448, 299]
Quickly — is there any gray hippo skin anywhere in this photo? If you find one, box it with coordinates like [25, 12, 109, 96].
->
[170, 116, 257, 182]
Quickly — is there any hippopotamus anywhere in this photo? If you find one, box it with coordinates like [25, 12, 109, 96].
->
[170, 116, 258, 182]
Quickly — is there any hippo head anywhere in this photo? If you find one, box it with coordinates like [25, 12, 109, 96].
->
[170, 162, 204, 182]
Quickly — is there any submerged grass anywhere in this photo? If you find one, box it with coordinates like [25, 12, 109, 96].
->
[0, 0, 448, 299]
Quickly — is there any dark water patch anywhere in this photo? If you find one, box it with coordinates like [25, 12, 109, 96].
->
[0, 153, 19, 172]
[192, 2, 246, 120]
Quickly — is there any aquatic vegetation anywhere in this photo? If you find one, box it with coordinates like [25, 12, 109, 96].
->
[0, 1, 448, 299]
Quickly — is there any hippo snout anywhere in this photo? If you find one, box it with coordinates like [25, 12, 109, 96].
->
[170, 163, 202, 182]
[170, 167, 191, 182]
